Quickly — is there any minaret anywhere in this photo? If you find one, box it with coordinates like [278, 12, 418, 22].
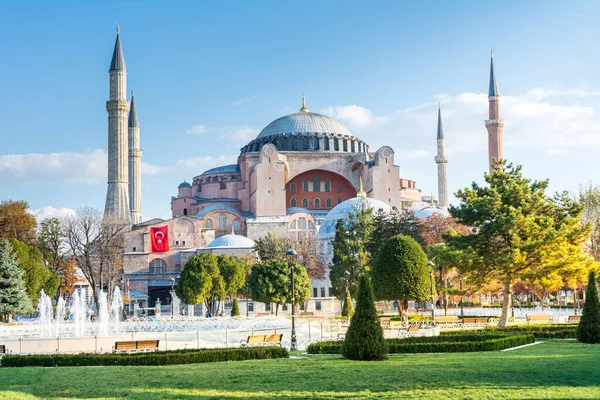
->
[128, 89, 142, 224]
[434, 103, 449, 209]
[485, 49, 504, 173]
[104, 27, 131, 224]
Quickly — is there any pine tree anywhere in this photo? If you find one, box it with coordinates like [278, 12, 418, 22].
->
[577, 270, 600, 344]
[231, 298, 240, 317]
[341, 275, 387, 361]
[0, 240, 33, 320]
[341, 291, 354, 320]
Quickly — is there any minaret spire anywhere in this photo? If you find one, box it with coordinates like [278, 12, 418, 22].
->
[485, 49, 504, 173]
[104, 28, 131, 224]
[128, 89, 142, 224]
[434, 103, 449, 209]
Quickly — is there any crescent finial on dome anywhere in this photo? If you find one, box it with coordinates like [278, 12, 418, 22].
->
[300, 93, 309, 113]
[357, 177, 366, 199]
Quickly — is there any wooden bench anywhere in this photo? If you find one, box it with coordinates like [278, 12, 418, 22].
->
[300, 312, 314, 317]
[256, 312, 271, 316]
[113, 340, 159, 353]
[526, 313, 552, 323]
[462, 317, 489, 324]
[568, 315, 581, 322]
[379, 317, 392, 329]
[398, 324, 421, 338]
[240, 334, 283, 347]
[435, 315, 461, 327]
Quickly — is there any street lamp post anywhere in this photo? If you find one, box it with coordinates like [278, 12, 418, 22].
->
[170, 277, 176, 317]
[286, 248, 298, 351]
[459, 275, 464, 316]
[343, 270, 350, 318]
[427, 261, 435, 323]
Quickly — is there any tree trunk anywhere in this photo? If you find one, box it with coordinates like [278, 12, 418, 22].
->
[498, 280, 512, 328]
[443, 269, 448, 316]
[398, 298, 409, 326]
[275, 303, 279, 316]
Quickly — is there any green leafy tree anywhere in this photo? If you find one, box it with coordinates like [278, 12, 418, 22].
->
[341, 275, 387, 361]
[579, 182, 600, 261]
[329, 199, 374, 299]
[447, 161, 592, 328]
[427, 243, 464, 315]
[38, 217, 71, 298]
[371, 235, 432, 325]
[176, 253, 225, 314]
[577, 270, 600, 343]
[217, 255, 246, 298]
[247, 259, 311, 315]
[367, 207, 421, 259]
[9, 238, 59, 304]
[0, 241, 33, 321]
[231, 298, 241, 317]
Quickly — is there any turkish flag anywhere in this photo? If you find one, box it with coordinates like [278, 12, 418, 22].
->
[150, 226, 170, 253]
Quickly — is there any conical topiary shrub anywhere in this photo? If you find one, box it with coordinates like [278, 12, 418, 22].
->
[231, 298, 240, 317]
[577, 270, 600, 343]
[341, 291, 354, 321]
[341, 275, 387, 360]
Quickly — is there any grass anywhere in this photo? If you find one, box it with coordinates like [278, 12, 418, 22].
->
[1, 340, 599, 399]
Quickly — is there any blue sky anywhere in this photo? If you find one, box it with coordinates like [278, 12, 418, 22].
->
[1, 1, 599, 221]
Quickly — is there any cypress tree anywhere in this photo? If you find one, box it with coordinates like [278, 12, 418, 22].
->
[341, 275, 387, 361]
[341, 291, 354, 321]
[231, 298, 240, 317]
[577, 270, 600, 343]
[0, 240, 33, 321]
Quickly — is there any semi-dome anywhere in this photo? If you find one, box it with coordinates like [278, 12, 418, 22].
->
[256, 112, 352, 139]
[178, 181, 191, 188]
[413, 205, 450, 219]
[317, 194, 392, 238]
[207, 232, 256, 248]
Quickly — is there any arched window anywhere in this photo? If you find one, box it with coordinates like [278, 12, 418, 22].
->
[183, 208, 188, 216]
[324, 179, 331, 192]
[351, 141, 355, 152]
[343, 140, 348, 152]
[290, 220, 297, 229]
[326, 198, 332, 208]
[232, 218, 241, 233]
[205, 219, 213, 229]
[290, 183, 297, 193]
[338, 198, 343, 205]
[290, 198, 297, 207]
[303, 180, 309, 192]
[298, 218, 307, 229]
[313, 138, 320, 150]
[334, 138, 339, 151]
[302, 198, 309, 208]
[149, 258, 167, 274]
[314, 198, 321, 208]
[218, 213, 227, 231]
[303, 137, 310, 150]
[313, 176, 320, 192]
[324, 139, 330, 151]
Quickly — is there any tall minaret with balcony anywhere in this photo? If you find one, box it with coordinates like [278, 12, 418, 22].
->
[485, 49, 504, 173]
[104, 27, 131, 224]
[128, 89, 142, 224]
[434, 103, 449, 209]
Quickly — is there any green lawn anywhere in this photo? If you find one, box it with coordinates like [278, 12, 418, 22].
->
[1, 340, 599, 399]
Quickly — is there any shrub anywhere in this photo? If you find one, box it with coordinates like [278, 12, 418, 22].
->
[577, 270, 600, 344]
[341, 275, 387, 361]
[231, 298, 240, 317]
[307, 334, 534, 354]
[341, 291, 354, 320]
[444, 324, 578, 339]
[1, 346, 289, 368]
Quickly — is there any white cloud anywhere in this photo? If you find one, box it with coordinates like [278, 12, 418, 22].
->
[233, 95, 257, 106]
[0, 149, 107, 185]
[31, 206, 77, 222]
[185, 125, 207, 135]
[321, 105, 390, 128]
[183, 124, 259, 148]
[172, 155, 238, 175]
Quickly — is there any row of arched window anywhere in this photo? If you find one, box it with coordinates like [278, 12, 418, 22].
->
[290, 178, 342, 194]
[204, 214, 242, 232]
[240, 136, 368, 155]
[290, 198, 343, 209]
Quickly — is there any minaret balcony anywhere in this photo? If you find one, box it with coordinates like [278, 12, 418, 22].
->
[485, 118, 504, 126]
[434, 156, 448, 164]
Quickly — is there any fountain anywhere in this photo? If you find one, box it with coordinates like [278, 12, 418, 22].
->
[70, 289, 87, 337]
[54, 297, 66, 336]
[110, 287, 123, 334]
[98, 291, 109, 336]
[37, 290, 53, 338]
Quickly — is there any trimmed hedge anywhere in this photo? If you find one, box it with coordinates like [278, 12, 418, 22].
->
[1, 346, 289, 368]
[307, 333, 534, 354]
[476, 324, 577, 339]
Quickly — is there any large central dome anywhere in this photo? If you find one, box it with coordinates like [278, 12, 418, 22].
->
[257, 111, 352, 139]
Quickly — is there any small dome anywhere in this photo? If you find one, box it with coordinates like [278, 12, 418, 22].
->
[317, 196, 392, 238]
[257, 112, 352, 140]
[178, 181, 191, 188]
[207, 233, 256, 248]
[414, 206, 450, 219]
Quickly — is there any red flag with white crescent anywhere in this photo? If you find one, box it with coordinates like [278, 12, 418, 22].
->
[150, 226, 169, 252]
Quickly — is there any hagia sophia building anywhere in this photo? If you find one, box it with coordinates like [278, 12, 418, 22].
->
[102, 30, 503, 315]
